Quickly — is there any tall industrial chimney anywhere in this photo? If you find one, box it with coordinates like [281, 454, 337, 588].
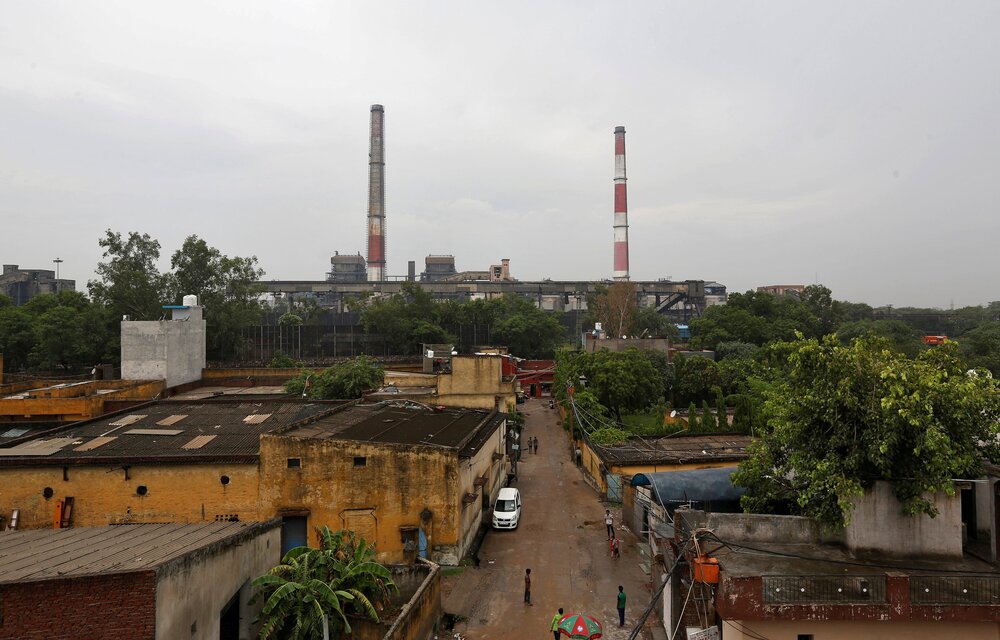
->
[613, 125, 629, 281]
[366, 104, 386, 281]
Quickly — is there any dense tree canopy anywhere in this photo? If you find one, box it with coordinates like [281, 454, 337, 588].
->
[169, 235, 266, 360]
[88, 230, 170, 321]
[733, 336, 1000, 529]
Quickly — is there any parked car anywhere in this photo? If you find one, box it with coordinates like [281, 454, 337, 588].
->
[492, 487, 521, 529]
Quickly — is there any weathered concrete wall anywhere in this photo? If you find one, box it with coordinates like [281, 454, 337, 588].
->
[720, 620, 999, 640]
[347, 560, 442, 640]
[679, 509, 830, 545]
[154, 522, 280, 640]
[436, 356, 515, 410]
[845, 481, 962, 559]
[0, 463, 260, 529]
[122, 311, 206, 388]
[455, 424, 506, 564]
[259, 435, 461, 565]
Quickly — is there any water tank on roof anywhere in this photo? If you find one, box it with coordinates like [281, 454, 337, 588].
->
[182, 294, 199, 307]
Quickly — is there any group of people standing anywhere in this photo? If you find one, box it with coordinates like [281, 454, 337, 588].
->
[524, 435, 538, 455]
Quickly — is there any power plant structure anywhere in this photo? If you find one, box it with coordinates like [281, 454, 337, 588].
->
[612, 125, 630, 281]
[308, 106, 722, 319]
[366, 104, 387, 282]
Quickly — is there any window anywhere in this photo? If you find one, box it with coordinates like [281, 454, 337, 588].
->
[287, 458, 301, 469]
[353, 456, 367, 468]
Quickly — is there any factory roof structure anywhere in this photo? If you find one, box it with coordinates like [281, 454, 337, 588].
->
[0, 521, 277, 583]
[279, 402, 506, 458]
[0, 399, 343, 465]
[590, 434, 751, 466]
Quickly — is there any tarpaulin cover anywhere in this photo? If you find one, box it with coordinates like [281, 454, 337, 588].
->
[631, 467, 744, 504]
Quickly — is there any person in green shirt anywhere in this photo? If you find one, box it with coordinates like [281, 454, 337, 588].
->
[551, 607, 563, 640]
[617, 585, 626, 626]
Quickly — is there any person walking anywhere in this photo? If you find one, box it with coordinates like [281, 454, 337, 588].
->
[550, 607, 563, 640]
[605, 509, 614, 539]
[524, 568, 533, 605]
[533, 436, 539, 454]
[617, 585, 626, 626]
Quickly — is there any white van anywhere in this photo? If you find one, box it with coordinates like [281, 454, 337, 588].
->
[492, 487, 521, 529]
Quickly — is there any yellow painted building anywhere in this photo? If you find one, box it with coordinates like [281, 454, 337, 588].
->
[0, 399, 507, 565]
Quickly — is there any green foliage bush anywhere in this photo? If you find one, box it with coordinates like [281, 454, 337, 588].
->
[284, 356, 384, 399]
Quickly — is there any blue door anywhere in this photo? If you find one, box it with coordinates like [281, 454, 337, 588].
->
[281, 516, 308, 555]
[418, 528, 428, 559]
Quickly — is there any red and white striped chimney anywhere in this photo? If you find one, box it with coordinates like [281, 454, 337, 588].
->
[366, 104, 386, 282]
[613, 125, 630, 281]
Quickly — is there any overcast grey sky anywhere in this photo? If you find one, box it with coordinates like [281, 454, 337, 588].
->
[2, 1, 998, 308]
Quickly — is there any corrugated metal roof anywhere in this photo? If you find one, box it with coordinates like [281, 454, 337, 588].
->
[0, 522, 278, 583]
[243, 414, 271, 425]
[0, 401, 342, 465]
[282, 403, 505, 458]
[156, 415, 188, 426]
[592, 434, 751, 466]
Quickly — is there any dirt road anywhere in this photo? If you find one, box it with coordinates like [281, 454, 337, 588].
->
[442, 398, 655, 639]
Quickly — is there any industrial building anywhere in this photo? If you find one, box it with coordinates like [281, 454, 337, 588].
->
[0, 399, 507, 566]
[0, 264, 75, 305]
[0, 521, 280, 640]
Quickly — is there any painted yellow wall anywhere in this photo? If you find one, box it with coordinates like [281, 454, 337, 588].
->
[258, 419, 506, 565]
[259, 436, 459, 564]
[436, 356, 515, 410]
[0, 463, 260, 529]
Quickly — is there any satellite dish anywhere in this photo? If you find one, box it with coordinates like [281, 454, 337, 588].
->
[669, 410, 677, 418]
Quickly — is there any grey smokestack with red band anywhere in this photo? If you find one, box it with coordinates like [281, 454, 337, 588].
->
[613, 125, 629, 281]
[367, 104, 386, 281]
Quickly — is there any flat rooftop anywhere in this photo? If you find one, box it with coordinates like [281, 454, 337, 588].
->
[0, 400, 341, 465]
[593, 434, 750, 466]
[281, 402, 505, 457]
[0, 522, 276, 583]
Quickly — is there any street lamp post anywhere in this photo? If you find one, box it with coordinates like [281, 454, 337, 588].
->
[53, 258, 63, 292]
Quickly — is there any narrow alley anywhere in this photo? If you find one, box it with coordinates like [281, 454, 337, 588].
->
[442, 398, 657, 639]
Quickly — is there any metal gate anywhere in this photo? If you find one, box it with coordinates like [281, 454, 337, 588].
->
[606, 473, 623, 503]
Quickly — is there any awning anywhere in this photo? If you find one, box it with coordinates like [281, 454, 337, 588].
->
[631, 467, 744, 504]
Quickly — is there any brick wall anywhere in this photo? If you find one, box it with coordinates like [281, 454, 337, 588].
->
[0, 571, 156, 639]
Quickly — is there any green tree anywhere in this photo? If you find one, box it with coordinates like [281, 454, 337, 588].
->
[285, 356, 385, 399]
[591, 282, 638, 338]
[579, 348, 664, 420]
[671, 355, 722, 406]
[835, 319, 924, 357]
[959, 321, 1000, 375]
[733, 336, 1000, 529]
[716, 394, 728, 431]
[490, 296, 566, 358]
[88, 230, 170, 321]
[689, 290, 818, 350]
[0, 306, 36, 371]
[633, 307, 679, 340]
[687, 402, 699, 432]
[251, 527, 396, 640]
[169, 235, 266, 361]
[701, 400, 714, 431]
